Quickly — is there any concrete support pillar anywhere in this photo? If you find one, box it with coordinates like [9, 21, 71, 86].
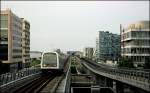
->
[106, 78, 113, 88]
[90, 74, 97, 85]
[83, 66, 91, 74]
[98, 75, 106, 87]
[116, 81, 124, 93]
[87, 69, 91, 74]
[113, 81, 116, 91]
[82, 66, 88, 74]
[93, 74, 105, 87]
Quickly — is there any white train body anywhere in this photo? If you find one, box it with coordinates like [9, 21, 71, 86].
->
[41, 52, 67, 73]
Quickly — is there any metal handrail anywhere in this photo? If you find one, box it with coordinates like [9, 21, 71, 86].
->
[0, 67, 41, 86]
[82, 58, 150, 82]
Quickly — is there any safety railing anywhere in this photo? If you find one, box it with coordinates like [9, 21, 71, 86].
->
[82, 58, 150, 91]
[0, 67, 41, 86]
[83, 58, 150, 83]
[64, 57, 71, 93]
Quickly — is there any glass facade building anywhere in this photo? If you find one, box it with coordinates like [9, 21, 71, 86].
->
[95, 31, 121, 62]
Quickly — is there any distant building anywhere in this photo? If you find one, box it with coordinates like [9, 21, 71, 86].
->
[83, 47, 94, 60]
[67, 51, 75, 55]
[121, 21, 150, 67]
[95, 31, 120, 62]
[30, 51, 42, 60]
[67, 50, 83, 58]
[54, 49, 61, 53]
[74, 51, 83, 58]
[21, 18, 30, 68]
[0, 9, 30, 72]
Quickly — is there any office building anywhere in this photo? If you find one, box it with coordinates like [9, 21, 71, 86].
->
[121, 21, 150, 67]
[95, 31, 120, 62]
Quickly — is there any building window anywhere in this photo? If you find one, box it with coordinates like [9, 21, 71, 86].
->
[0, 30, 8, 41]
[0, 44, 8, 60]
[0, 20, 8, 28]
[0, 15, 8, 20]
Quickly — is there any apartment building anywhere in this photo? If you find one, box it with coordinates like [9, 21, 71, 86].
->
[121, 21, 150, 67]
[83, 47, 94, 60]
[0, 9, 30, 72]
[22, 18, 30, 68]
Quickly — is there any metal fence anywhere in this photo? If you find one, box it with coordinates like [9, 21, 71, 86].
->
[0, 67, 41, 86]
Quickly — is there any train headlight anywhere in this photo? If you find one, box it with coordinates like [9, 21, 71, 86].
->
[43, 64, 46, 67]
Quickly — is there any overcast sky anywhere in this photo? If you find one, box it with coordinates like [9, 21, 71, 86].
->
[1, 1, 149, 52]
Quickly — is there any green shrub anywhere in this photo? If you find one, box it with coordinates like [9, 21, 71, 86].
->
[118, 57, 135, 68]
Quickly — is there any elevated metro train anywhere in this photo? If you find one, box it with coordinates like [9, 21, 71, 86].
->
[41, 51, 68, 74]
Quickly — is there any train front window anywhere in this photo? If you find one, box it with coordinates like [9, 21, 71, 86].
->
[42, 53, 57, 67]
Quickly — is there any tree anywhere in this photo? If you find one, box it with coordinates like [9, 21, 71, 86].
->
[118, 57, 135, 68]
[30, 58, 41, 67]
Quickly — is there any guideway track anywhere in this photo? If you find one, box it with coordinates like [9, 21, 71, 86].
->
[12, 74, 56, 93]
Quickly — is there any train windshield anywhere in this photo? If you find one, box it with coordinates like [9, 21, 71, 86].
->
[42, 53, 57, 67]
